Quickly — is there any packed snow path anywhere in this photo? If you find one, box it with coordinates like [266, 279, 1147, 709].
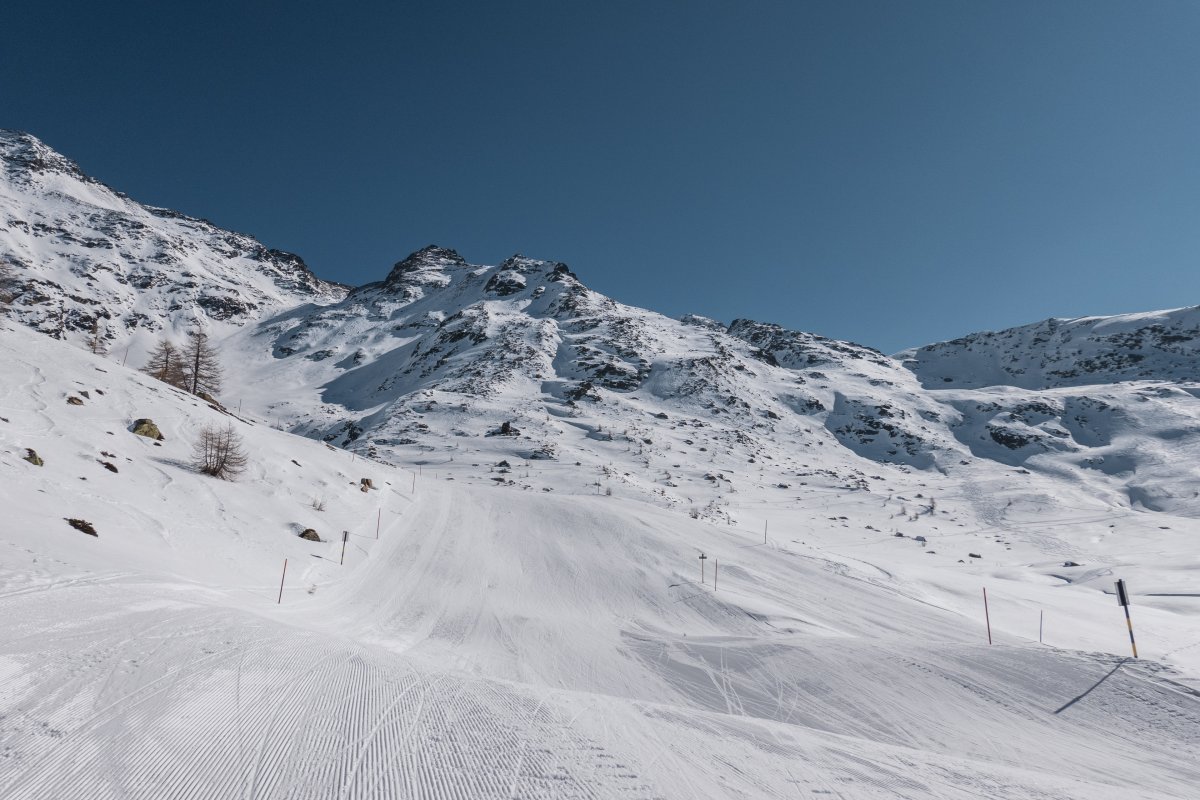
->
[2, 485, 1199, 798]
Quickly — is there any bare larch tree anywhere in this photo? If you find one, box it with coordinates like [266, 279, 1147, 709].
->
[87, 319, 107, 355]
[182, 326, 223, 397]
[142, 339, 188, 387]
[192, 423, 249, 480]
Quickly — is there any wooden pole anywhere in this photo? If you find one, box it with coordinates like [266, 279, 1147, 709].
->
[714, 559, 718, 591]
[376, 508, 381, 539]
[983, 587, 992, 645]
[277, 558, 287, 604]
[340, 531, 348, 565]
[1039, 610, 1043, 644]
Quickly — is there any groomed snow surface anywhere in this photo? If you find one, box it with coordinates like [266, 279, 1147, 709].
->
[2, 321, 1199, 799]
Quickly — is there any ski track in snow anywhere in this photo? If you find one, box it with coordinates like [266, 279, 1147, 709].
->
[2, 492, 1199, 799]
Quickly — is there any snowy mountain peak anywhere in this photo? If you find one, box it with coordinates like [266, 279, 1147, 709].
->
[0, 129, 92, 186]
[0, 130, 346, 345]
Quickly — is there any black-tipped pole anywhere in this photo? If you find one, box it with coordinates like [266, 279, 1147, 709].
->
[1116, 579, 1137, 658]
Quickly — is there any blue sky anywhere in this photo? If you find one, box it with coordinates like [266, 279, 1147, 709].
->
[4, 1, 1200, 352]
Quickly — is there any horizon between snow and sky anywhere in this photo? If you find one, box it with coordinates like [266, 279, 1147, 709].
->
[4, 1, 1200, 353]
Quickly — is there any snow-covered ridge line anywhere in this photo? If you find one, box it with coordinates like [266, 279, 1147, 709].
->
[899, 304, 1200, 389]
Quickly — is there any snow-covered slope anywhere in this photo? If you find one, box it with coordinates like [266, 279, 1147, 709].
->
[900, 306, 1200, 389]
[3, 318, 1200, 799]
[0, 129, 345, 349]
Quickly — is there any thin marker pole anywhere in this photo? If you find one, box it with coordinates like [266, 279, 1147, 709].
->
[277, 558, 288, 604]
[340, 531, 348, 566]
[983, 587, 992, 645]
[1039, 610, 1043, 644]
[1123, 603, 1138, 658]
[764, 520, 768, 545]
[1115, 579, 1137, 658]
[121, 345, 130, 367]
[714, 559, 718, 592]
[376, 508, 381, 540]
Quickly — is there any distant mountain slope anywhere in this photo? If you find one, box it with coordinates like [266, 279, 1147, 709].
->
[235, 244, 963, 519]
[0, 129, 346, 345]
[899, 306, 1200, 389]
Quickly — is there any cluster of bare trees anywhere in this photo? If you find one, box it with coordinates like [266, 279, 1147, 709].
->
[142, 325, 223, 397]
[143, 325, 245, 479]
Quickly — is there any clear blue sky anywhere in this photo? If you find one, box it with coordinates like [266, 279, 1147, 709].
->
[5, 1, 1200, 352]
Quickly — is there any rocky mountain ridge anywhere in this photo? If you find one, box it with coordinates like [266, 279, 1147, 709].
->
[0, 129, 345, 345]
[4, 130, 1200, 522]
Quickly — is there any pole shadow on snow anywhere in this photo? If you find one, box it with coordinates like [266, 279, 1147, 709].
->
[1053, 659, 1128, 714]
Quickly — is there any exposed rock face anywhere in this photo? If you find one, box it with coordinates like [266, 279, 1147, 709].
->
[131, 419, 164, 440]
[727, 319, 893, 370]
[65, 518, 98, 536]
[381, 246, 470, 300]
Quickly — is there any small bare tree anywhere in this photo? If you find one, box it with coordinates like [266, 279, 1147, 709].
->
[87, 319, 108, 355]
[192, 423, 249, 480]
[143, 339, 188, 388]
